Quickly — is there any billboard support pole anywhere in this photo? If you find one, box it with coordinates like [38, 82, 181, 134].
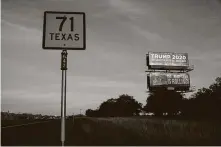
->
[61, 50, 68, 146]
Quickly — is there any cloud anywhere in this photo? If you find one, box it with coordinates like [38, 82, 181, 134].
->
[109, 0, 147, 16]
[1, 19, 40, 33]
[129, 24, 163, 44]
[79, 80, 138, 88]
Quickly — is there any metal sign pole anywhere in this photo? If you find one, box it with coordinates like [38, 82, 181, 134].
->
[42, 11, 86, 146]
[61, 69, 64, 146]
[61, 50, 68, 146]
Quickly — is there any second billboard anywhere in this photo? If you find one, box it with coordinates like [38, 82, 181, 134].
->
[147, 72, 190, 91]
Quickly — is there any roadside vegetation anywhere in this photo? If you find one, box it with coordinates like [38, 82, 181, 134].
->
[1, 75, 221, 145]
[81, 75, 221, 145]
[86, 76, 221, 122]
[1, 112, 59, 127]
[72, 117, 221, 145]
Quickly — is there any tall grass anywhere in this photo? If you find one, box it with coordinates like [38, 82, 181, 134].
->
[83, 117, 221, 145]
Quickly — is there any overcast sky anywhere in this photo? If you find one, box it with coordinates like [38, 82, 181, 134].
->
[2, 0, 221, 115]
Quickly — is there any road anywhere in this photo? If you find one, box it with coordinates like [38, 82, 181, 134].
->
[1, 118, 145, 146]
[1, 119, 86, 146]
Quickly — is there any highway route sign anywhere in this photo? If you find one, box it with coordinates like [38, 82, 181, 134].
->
[42, 11, 86, 50]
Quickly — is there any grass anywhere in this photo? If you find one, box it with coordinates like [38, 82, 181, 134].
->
[74, 117, 221, 145]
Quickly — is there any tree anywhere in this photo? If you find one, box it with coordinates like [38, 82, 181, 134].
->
[86, 94, 142, 117]
[85, 109, 93, 117]
[99, 98, 117, 117]
[85, 109, 100, 117]
[117, 94, 142, 116]
[184, 76, 221, 119]
[143, 89, 183, 116]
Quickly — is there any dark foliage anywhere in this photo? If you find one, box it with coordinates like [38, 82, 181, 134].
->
[143, 76, 221, 120]
[143, 89, 183, 116]
[86, 94, 142, 117]
[181, 76, 221, 120]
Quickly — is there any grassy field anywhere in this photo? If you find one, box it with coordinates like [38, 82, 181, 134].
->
[75, 117, 221, 146]
[1, 117, 221, 146]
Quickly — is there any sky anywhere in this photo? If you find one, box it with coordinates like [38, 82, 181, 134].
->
[1, 0, 221, 115]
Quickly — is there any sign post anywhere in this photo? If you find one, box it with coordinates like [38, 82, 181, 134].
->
[61, 50, 67, 146]
[42, 11, 86, 146]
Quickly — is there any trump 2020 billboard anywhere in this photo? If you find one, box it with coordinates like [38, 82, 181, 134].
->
[147, 72, 190, 91]
[147, 52, 189, 70]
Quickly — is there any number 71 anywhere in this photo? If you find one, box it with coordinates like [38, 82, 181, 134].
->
[56, 16, 74, 31]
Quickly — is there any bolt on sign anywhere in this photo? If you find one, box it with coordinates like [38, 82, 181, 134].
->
[147, 72, 190, 91]
[147, 52, 189, 70]
[42, 11, 86, 50]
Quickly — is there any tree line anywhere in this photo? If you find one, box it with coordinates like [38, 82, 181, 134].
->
[1, 112, 60, 120]
[86, 76, 221, 120]
[86, 94, 143, 117]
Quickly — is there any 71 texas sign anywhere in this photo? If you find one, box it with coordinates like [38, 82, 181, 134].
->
[42, 11, 86, 50]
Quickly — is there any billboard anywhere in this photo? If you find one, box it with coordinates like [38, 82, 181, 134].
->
[147, 72, 190, 91]
[147, 52, 189, 70]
